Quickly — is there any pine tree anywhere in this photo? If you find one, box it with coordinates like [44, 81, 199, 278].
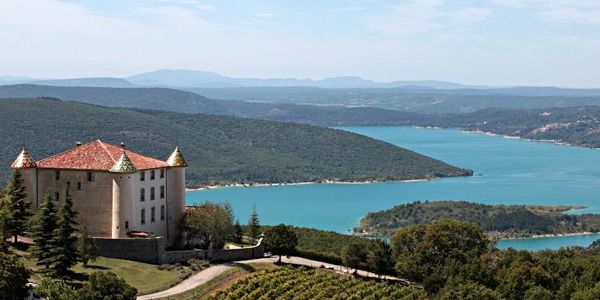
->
[48, 185, 79, 277]
[78, 227, 99, 267]
[0, 200, 10, 252]
[246, 205, 260, 244]
[4, 170, 31, 243]
[30, 194, 58, 270]
[233, 219, 243, 244]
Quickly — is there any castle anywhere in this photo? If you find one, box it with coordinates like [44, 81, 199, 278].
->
[11, 140, 187, 246]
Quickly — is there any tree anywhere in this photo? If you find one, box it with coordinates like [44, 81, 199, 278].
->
[3, 170, 31, 243]
[233, 219, 243, 244]
[367, 239, 394, 278]
[77, 271, 137, 300]
[0, 252, 29, 300]
[48, 185, 79, 277]
[79, 227, 100, 267]
[246, 205, 260, 244]
[390, 220, 490, 293]
[35, 277, 78, 300]
[341, 242, 366, 274]
[524, 286, 555, 300]
[0, 201, 11, 252]
[30, 193, 58, 269]
[183, 202, 234, 250]
[437, 279, 499, 300]
[265, 224, 298, 263]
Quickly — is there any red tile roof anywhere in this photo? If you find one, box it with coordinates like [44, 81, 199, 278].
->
[36, 140, 168, 171]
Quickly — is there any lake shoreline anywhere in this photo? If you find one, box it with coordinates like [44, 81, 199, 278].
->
[463, 129, 584, 148]
[498, 231, 600, 241]
[186, 178, 433, 192]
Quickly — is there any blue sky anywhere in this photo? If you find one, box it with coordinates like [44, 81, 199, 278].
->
[1, 0, 600, 87]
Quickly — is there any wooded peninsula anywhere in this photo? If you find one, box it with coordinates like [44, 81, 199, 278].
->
[356, 200, 600, 239]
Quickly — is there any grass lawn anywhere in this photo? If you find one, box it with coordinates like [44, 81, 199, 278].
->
[12, 245, 192, 295]
[72, 257, 188, 295]
[166, 262, 276, 300]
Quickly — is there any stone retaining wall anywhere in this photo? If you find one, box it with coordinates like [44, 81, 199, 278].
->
[94, 237, 265, 264]
[94, 237, 165, 264]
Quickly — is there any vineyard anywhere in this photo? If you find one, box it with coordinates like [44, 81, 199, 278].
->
[207, 266, 426, 300]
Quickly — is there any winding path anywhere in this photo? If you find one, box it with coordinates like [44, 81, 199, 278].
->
[137, 256, 413, 300]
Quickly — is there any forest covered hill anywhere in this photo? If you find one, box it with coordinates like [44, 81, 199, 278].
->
[188, 86, 600, 113]
[426, 106, 600, 148]
[0, 84, 427, 125]
[0, 98, 472, 186]
[356, 200, 600, 238]
[5, 85, 600, 149]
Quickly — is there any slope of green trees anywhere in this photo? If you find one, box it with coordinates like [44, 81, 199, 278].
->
[357, 200, 600, 238]
[431, 106, 600, 148]
[188, 86, 600, 113]
[0, 98, 472, 186]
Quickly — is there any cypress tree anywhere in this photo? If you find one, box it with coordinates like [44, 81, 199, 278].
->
[246, 205, 260, 244]
[233, 219, 244, 244]
[78, 226, 99, 267]
[30, 194, 58, 270]
[4, 170, 31, 243]
[49, 185, 79, 277]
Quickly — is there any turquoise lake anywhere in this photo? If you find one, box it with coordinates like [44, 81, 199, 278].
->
[186, 126, 600, 251]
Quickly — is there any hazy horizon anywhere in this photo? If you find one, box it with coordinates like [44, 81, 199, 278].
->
[2, 0, 600, 87]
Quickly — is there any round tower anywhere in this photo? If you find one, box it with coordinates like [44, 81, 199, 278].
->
[166, 146, 188, 246]
[11, 147, 39, 211]
[110, 152, 137, 238]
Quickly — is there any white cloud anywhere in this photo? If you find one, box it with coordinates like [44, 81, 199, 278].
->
[362, 1, 491, 36]
[493, 0, 600, 23]
[156, 0, 216, 12]
[542, 7, 600, 24]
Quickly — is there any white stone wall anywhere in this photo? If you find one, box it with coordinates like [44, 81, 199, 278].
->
[130, 168, 169, 237]
[34, 169, 114, 237]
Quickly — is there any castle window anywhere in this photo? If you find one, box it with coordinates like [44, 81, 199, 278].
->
[54, 192, 60, 202]
[160, 169, 165, 178]
[77, 182, 83, 191]
[160, 205, 165, 221]
[150, 187, 155, 200]
[54, 170, 60, 180]
[140, 188, 145, 202]
[87, 172, 95, 182]
[150, 170, 155, 180]
[125, 221, 129, 229]
[151, 207, 156, 223]
[160, 186, 165, 199]
[140, 171, 145, 181]
[141, 209, 145, 225]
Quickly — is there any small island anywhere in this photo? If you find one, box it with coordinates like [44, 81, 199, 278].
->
[355, 200, 600, 239]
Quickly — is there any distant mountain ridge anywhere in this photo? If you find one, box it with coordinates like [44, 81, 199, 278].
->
[31, 77, 136, 88]
[2, 69, 599, 92]
[127, 69, 473, 89]
[0, 70, 474, 89]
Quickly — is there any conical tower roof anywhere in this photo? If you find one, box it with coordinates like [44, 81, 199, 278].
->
[110, 152, 138, 173]
[167, 146, 188, 167]
[11, 147, 37, 169]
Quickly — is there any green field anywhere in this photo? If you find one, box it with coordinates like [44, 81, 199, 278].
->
[207, 265, 425, 300]
[13, 247, 191, 295]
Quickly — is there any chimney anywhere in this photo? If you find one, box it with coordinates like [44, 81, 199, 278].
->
[120, 142, 126, 148]
[76, 142, 82, 147]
